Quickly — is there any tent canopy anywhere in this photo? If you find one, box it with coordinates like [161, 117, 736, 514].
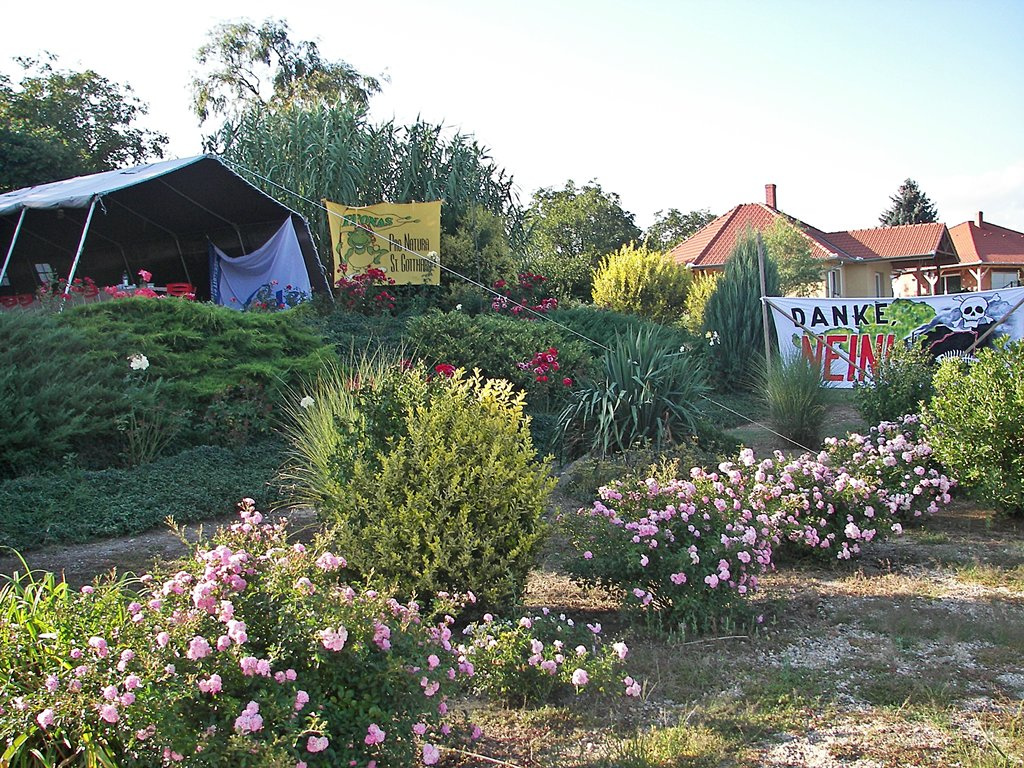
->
[0, 155, 330, 298]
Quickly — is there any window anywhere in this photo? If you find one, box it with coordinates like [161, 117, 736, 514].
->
[942, 274, 962, 294]
[34, 263, 56, 285]
[874, 272, 883, 297]
[991, 270, 1020, 290]
[826, 269, 842, 298]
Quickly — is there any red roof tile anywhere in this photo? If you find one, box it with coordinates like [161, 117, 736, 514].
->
[949, 219, 1024, 266]
[669, 196, 953, 269]
[820, 223, 948, 261]
[668, 203, 840, 268]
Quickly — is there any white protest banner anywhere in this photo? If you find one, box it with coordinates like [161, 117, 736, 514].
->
[764, 287, 1024, 387]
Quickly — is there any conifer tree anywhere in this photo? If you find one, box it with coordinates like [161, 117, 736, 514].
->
[702, 229, 779, 388]
[879, 178, 939, 225]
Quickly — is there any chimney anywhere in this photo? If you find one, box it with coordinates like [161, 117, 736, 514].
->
[765, 183, 777, 209]
[977, 211, 984, 227]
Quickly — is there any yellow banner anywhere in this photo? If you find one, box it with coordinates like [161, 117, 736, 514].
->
[324, 200, 441, 286]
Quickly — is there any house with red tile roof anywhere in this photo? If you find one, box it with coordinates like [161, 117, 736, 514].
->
[668, 184, 958, 298]
[942, 212, 1024, 292]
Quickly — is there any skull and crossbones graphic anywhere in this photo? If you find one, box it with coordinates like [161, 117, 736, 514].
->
[955, 293, 999, 330]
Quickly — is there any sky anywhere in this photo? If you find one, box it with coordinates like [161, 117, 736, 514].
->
[4, 0, 1024, 233]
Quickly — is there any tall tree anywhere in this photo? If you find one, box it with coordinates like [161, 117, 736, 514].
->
[763, 218, 823, 297]
[879, 178, 939, 225]
[702, 228, 780, 388]
[525, 180, 641, 299]
[645, 208, 716, 251]
[0, 54, 167, 191]
[192, 18, 381, 127]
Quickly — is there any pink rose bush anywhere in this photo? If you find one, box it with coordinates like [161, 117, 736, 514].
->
[0, 500, 480, 767]
[821, 414, 954, 522]
[565, 458, 776, 626]
[459, 609, 634, 705]
[565, 422, 955, 625]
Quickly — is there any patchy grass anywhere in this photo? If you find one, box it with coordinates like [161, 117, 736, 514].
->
[957, 563, 1024, 591]
[444, 482, 1024, 767]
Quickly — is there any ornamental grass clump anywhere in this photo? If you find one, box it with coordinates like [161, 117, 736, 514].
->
[0, 501, 477, 767]
[558, 328, 708, 457]
[563, 454, 776, 628]
[759, 354, 830, 449]
[458, 610, 636, 707]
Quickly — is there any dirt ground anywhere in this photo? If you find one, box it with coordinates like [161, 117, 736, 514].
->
[4, 444, 1023, 767]
[0, 507, 319, 587]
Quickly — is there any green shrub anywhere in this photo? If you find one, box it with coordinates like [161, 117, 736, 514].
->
[923, 339, 1024, 514]
[681, 272, 720, 334]
[277, 354, 429, 512]
[62, 298, 333, 435]
[701, 229, 779, 389]
[760, 355, 830, 449]
[559, 328, 708, 456]
[525, 250, 595, 301]
[405, 309, 591, 398]
[1, 503, 476, 767]
[290, 368, 555, 611]
[294, 300, 410, 358]
[591, 243, 692, 325]
[0, 312, 125, 478]
[0, 442, 284, 551]
[0, 301, 332, 478]
[547, 305, 693, 354]
[854, 340, 936, 424]
[440, 205, 518, 290]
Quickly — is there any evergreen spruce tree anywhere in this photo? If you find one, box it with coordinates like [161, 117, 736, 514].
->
[702, 229, 780, 388]
[879, 178, 939, 225]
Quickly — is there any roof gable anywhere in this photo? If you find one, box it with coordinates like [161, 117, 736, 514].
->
[668, 203, 841, 268]
[949, 219, 1024, 266]
[669, 192, 955, 269]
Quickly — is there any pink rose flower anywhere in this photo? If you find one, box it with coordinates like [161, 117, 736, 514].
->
[306, 735, 329, 753]
[365, 723, 386, 745]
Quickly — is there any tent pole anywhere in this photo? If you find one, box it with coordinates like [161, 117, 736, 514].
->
[60, 199, 97, 312]
[106, 197, 191, 283]
[0, 208, 26, 287]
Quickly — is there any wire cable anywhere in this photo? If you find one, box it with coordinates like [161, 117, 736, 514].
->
[221, 155, 816, 449]
[221, 157, 613, 354]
